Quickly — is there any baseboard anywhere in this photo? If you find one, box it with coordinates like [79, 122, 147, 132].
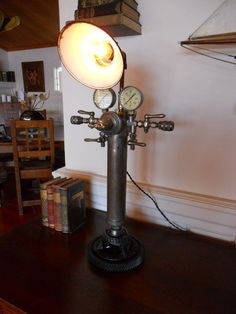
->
[53, 167, 236, 242]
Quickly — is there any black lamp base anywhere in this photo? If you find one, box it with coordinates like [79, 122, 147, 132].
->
[87, 228, 144, 272]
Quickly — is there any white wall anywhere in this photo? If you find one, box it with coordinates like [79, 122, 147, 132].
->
[0, 49, 9, 70]
[59, 0, 236, 201]
[2, 47, 64, 140]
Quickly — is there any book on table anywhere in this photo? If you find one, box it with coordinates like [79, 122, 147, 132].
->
[60, 179, 85, 234]
[53, 178, 77, 231]
[75, 0, 140, 22]
[40, 177, 62, 227]
[47, 177, 69, 228]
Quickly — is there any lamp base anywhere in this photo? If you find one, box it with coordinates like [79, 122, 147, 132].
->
[87, 228, 144, 272]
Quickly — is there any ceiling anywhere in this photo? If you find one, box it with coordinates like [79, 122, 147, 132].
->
[0, 0, 60, 51]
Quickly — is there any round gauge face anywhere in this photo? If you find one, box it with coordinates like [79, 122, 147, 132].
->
[119, 86, 144, 111]
[93, 88, 116, 110]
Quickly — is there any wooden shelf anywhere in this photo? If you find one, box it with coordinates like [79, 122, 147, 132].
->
[76, 13, 141, 37]
[0, 81, 16, 89]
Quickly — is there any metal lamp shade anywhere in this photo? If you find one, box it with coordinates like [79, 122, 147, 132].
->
[58, 21, 124, 89]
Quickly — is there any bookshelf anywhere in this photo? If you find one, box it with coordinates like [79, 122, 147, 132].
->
[76, 14, 141, 36]
[75, 0, 142, 37]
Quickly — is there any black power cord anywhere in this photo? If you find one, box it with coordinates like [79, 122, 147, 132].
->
[127, 171, 189, 233]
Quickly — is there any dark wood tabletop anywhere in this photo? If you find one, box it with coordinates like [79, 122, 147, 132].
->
[0, 209, 236, 314]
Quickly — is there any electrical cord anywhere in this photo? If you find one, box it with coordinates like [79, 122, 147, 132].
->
[127, 171, 189, 233]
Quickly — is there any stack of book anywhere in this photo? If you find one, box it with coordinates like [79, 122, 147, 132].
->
[74, 0, 141, 37]
[40, 177, 85, 234]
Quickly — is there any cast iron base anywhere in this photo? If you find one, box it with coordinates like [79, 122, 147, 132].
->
[87, 228, 144, 272]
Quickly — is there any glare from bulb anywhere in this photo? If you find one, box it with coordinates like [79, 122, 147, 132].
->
[89, 41, 114, 67]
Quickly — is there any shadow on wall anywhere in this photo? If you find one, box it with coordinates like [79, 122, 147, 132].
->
[125, 64, 177, 184]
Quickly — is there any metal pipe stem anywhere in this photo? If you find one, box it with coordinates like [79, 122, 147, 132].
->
[107, 128, 128, 229]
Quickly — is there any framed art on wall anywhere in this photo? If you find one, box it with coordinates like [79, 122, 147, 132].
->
[22, 61, 45, 92]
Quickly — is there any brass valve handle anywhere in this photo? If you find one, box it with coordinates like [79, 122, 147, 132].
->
[71, 110, 97, 126]
[144, 114, 166, 120]
[78, 110, 95, 118]
[84, 138, 102, 143]
[128, 140, 146, 147]
[137, 113, 174, 133]
[84, 132, 107, 147]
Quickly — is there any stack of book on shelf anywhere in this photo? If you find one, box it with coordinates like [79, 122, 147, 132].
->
[40, 177, 85, 234]
[75, 0, 141, 37]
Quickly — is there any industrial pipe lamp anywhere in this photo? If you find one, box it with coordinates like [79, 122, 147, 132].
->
[58, 21, 174, 272]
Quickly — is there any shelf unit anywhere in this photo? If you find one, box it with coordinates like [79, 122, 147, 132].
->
[0, 82, 16, 89]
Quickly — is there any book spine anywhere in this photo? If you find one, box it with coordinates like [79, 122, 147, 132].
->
[124, 0, 138, 10]
[1, 71, 7, 82]
[40, 177, 62, 227]
[77, 1, 119, 18]
[47, 185, 55, 228]
[54, 187, 62, 231]
[6, 71, 15, 82]
[78, 0, 138, 10]
[61, 190, 69, 233]
[40, 188, 49, 227]
[62, 183, 86, 234]
[79, 0, 114, 8]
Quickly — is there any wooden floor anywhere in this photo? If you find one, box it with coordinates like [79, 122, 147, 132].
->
[0, 173, 40, 236]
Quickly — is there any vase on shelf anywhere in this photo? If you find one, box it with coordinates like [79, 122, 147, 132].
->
[20, 110, 44, 121]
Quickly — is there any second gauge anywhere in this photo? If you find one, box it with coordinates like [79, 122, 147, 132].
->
[93, 88, 117, 110]
[119, 86, 144, 112]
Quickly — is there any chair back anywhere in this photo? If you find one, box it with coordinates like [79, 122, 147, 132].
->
[11, 119, 55, 167]
[10, 119, 55, 214]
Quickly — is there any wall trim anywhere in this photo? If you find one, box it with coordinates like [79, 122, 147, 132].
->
[53, 167, 236, 242]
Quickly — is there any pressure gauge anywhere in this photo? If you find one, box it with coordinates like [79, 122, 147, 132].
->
[119, 86, 143, 111]
[93, 88, 116, 110]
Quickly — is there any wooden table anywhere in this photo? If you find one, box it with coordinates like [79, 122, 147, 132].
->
[0, 209, 236, 314]
[0, 140, 64, 170]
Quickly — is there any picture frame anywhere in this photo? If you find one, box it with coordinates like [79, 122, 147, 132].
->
[22, 61, 45, 92]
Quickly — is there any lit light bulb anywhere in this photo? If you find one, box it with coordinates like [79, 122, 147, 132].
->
[90, 41, 114, 66]
[58, 21, 124, 89]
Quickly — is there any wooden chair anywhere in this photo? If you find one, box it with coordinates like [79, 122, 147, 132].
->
[10, 119, 55, 215]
